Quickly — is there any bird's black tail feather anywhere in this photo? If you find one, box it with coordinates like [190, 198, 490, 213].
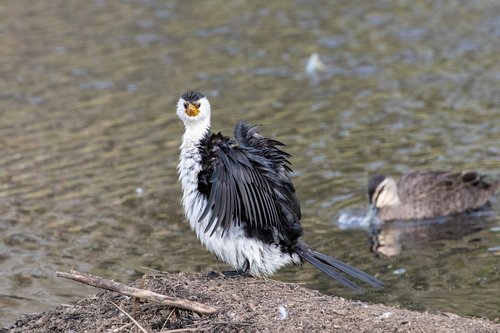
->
[296, 243, 384, 292]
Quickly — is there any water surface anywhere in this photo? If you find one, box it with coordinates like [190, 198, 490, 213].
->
[1, 0, 499, 326]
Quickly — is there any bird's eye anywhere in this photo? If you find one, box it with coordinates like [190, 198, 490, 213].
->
[183, 102, 188, 109]
[194, 102, 201, 108]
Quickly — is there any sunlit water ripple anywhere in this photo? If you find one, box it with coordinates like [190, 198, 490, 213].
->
[0, 0, 499, 326]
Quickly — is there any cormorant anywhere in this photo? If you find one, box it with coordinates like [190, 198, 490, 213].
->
[177, 90, 383, 291]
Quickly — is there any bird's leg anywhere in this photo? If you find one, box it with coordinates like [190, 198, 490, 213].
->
[206, 257, 225, 278]
[207, 256, 226, 278]
[222, 270, 246, 277]
[222, 260, 252, 278]
[242, 258, 250, 273]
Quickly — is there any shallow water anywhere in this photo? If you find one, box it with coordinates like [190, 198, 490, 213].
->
[1, 0, 499, 326]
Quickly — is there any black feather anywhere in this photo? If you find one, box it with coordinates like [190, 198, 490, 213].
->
[311, 250, 385, 288]
[181, 90, 205, 102]
[299, 249, 362, 291]
[196, 121, 302, 249]
[297, 243, 385, 291]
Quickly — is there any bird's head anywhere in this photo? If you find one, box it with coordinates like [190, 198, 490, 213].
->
[368, 174, 401, 209]
[177, 91, 211, 128]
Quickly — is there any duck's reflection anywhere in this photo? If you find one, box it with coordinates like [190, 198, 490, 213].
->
[368, 211, 494, 257]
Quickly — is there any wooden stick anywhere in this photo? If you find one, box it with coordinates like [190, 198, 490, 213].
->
[158, 328, 207, 333]
[108, 322, 133, 333]
[56, 270, 218, 315]
[111, 301, 150, 333]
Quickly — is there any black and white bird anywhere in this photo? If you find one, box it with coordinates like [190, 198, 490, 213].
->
[176, 91, 383, 291]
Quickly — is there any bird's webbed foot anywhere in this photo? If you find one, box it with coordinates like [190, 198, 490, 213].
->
[222, 269, 252, 278]
[206, 271, 224, 278]
[223, 260, 252, 278]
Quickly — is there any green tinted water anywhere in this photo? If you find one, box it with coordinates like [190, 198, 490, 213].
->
[1, 0, 499, 326]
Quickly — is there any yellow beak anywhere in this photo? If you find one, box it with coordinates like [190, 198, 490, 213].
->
[185, 103, 200, 117]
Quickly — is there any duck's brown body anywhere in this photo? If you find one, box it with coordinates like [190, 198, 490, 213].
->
[369, 170, 499, 221]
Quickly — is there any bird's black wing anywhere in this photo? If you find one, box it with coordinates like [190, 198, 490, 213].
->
[234, 120, 301, 221]
[197, 122, 302, 242]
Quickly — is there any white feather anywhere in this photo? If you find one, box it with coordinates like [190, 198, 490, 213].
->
[374, 177, 401, 208]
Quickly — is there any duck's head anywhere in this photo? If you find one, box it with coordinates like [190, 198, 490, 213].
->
[177, 91, 211, 129]
[368, 174, 401, 208]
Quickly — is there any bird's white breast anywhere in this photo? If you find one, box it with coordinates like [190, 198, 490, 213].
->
[177, 137, 300, 275]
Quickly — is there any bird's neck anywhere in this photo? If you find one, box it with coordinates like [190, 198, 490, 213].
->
[177, 120, 211, 214]
[180, 120, 211, 150]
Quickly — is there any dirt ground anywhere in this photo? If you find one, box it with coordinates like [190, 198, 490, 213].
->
[6, 272, 499, 333]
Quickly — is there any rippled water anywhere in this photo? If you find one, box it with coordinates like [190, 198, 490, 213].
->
[1, 0, 499, 327]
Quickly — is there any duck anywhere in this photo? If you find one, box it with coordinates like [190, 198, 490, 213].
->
[367, 170, 498, 221]
[176, 90, 383, 291]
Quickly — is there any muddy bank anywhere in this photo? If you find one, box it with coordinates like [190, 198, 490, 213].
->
[6, 272, 499, 333]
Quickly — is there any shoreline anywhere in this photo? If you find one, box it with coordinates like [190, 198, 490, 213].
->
[6, 271, 499, 333]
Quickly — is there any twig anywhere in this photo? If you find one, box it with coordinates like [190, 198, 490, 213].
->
[161, 308, 176, 331]
[56, 270, 218, 315]
[133, 275, 147, 316]
[158, 328, 208, 333]
[137, 266, 169, 274]
[111, 301, 149, 333]
[108, 322, 133, 333]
